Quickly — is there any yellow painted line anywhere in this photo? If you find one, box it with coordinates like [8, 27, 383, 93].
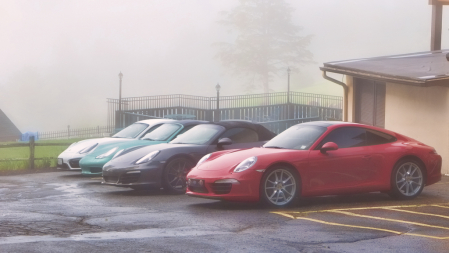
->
[383, 208, 449, 220]
[91, 177, 103, 180]
[294, 216, 449, 240]
[432, 205, 449, 209]
[280, 202, 449, 215]
[330, 210, 449, 231]
[271, 211, 296, 219]
[294, 216, 402, 235]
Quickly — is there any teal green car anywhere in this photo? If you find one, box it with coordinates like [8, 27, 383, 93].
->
[79, 120, 206, 176]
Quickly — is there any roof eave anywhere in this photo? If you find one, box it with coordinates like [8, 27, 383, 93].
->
[320, 66, 427, 87]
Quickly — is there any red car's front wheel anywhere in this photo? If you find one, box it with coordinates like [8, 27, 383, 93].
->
[260, 166, 300, 207]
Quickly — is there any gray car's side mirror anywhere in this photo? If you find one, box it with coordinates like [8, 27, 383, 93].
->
[320, 142, 338, 154]
[218, 138, 233, 146]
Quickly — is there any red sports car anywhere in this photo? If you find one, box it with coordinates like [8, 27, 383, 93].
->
[186, 121, 442, 207]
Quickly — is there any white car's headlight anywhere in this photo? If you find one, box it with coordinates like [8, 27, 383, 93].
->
[111, 149, 125, 159]
[196, 153, 211, 166]
[234, 156, 257, 173]
[96, 147, 118, 159]
[135, 150, 160, 165]
[79, 143, 98, 154]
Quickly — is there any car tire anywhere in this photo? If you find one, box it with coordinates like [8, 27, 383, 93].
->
[388, 159, 425, 200]
[162, 157, 195, 194]
[260, 166, 300, 208]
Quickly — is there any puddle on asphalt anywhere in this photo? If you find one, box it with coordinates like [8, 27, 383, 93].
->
[0, 227, 232, 244]
[46, 183, 85, 195]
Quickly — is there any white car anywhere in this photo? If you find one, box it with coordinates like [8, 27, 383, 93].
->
[57, 119, 173, 170]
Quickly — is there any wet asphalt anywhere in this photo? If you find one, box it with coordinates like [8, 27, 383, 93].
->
[0, 170, 448, 253]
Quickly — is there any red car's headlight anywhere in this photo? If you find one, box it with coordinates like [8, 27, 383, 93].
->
[234, 156, 258, 173]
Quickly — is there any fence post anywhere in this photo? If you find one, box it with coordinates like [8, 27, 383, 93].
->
[67, 125, 70, 139]
[29, 136, 35, 170]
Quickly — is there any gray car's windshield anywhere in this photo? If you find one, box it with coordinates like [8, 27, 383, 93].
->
[263, 125, 326, 150]
[141, 123, 181, 141]
[170, 125, 224, 145]
[112, 123, 149, 138]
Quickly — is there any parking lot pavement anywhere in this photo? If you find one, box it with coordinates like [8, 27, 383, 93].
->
[273, 202, 449, 239]
[0, 171, 448, 252]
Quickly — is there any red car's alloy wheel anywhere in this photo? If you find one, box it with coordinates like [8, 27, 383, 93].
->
[163, 157, 194, 194]
[390, 160, 424, 200]
[262, 167, 298, 207]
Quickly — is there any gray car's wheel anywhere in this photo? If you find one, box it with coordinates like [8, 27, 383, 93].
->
[389, 159, 425, 200]
[162, 157, 195, 194]
[260, 166, 300, 207]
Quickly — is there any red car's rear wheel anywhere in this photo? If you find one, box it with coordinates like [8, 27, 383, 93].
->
[260, 166, 300, 207]
[389, 159, 425, 200]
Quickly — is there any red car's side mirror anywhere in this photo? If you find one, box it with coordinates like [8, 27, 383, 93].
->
[320, 142, 338, 154]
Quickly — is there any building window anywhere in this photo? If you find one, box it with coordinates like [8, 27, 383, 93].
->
[354, 78, 386, 128]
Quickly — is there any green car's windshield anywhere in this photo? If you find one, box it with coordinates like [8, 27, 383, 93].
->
[170, 124, 224, 145]
[141, 123, 181, 141]
[263, 125, 326, 150]
[112, 123, 149, 139]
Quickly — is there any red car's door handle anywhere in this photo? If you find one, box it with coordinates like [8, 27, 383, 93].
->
[363, 155, 372, 159]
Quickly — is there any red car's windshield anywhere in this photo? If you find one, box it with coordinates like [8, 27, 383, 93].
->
[263, 125, 326, 150]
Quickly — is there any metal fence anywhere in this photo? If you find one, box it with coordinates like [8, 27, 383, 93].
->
[37, 125, 115, 140]
[108, 91, 343, 128]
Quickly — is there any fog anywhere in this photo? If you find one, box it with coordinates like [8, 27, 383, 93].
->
[0, 0, 447, 132]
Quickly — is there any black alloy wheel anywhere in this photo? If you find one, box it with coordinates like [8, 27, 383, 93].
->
[389, 159, 425, 200]
[163, 157, 195, 194]
[260, 166, 300, 207]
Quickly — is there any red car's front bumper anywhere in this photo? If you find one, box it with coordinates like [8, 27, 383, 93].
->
[186, 168, 263, 202]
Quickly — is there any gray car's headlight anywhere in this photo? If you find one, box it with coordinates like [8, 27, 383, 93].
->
[234, 156, 257, 173]
[196, 153, 211, 166]
[96, 147, 118, 159]
[135, 150, 160, 164]
[79, 143, 98, 154]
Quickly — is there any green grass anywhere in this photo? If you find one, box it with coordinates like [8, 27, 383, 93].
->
[0, 138, 85, 171]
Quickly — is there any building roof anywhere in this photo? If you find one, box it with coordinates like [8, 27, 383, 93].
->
[0, 109, 21, 141]
[320, 50, 449, 87]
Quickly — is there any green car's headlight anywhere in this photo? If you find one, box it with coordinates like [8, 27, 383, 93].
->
[111, 149, 125, 159]
[135, 150, 160, 165]
[96, 147, 118, 159]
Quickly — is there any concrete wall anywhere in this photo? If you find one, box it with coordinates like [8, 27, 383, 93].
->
[346, 76, 355, 122]
[384, 82, 449, 174]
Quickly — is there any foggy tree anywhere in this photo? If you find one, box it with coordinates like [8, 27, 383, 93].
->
[214, 0, 313, 93]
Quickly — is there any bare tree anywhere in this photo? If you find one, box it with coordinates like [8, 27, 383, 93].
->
[215, 0, 313, 93]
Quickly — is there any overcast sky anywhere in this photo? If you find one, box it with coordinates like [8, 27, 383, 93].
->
[0, 0, 447, 132]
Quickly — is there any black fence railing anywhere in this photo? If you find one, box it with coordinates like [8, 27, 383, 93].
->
[37, 125, 115, 140]
[108, 91, 343, 128]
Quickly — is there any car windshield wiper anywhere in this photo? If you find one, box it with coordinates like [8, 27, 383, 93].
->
[263, 146, 284, 149]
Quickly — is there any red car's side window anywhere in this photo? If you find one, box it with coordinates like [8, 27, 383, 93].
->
[366, 129, 396, 145]
[316, 127, 367, 149]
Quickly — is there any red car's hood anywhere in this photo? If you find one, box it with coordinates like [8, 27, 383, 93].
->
[196, 147, 309, 172]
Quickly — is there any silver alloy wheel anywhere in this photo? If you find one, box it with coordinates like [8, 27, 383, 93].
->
[395, 162, 423, 197]
[264, 169, 296, 206]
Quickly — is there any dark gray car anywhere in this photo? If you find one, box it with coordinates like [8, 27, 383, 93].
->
[102, 121, 276, 193]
